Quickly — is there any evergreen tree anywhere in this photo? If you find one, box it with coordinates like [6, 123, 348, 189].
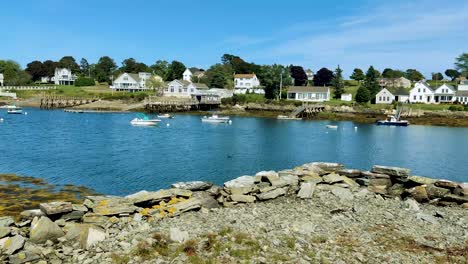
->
[355, 86, 370, 103]
[350, 68, 365, 82]
[363, 66, 380, 103]
[331, 65, 345, 99]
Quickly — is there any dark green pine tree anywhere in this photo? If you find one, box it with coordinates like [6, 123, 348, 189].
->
[363, 66, 380, 103]
[331, 65, 345, 99]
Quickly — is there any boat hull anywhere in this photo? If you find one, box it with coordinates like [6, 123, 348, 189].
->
[376, 121, 409, 126]
[277, 115, 302, 120]
[201, 118, 230, 123]
[7, 111, 22, 114]
[130, 118, 161, 126]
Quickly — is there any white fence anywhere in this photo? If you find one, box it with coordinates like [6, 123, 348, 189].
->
[1, 86, 56, 91]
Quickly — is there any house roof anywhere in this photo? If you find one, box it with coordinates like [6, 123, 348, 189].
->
[234, 73, 256, 78]
[437, 84, 456, 91]
[387, 87, 409, 95]
[128, 73, 141, 82]
[191, 83, 209, 89]
[287, 86, 329, 93]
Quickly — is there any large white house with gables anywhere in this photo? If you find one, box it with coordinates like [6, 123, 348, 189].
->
[409, 81, 435, 104]
[0, 73, 4, 86]
[54, 68, 77, 85]
[164, 79, 209, 98]
[111, 72, 155, 92]
[456, 80, 468, 104]
[287, 86, 330, 102]
[234, 73, 263, 94]
[433, 83, 456, 103]
[183, 68, 205, 82]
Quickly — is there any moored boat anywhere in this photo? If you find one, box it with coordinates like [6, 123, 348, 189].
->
[376, 115, 409, 126]
[201, 114, 231, 123]
[7, 108, 23, 114]
[326, 125, 338, 129]
[130, 113, 161, 126]
[0, 105, 19, 109]
[277, 115, 302, 120]
[157, 113, 174, 119]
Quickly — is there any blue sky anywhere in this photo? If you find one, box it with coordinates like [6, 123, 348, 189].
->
[2, 0, 467, 77]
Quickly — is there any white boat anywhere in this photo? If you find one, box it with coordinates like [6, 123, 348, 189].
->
[7, 108, 23, 114]
[0, 105, 19, 109]
[130, 118, 161, 126]
[326, 125, 338, 129]
[157, 113, 174, 119]
[277, 115, 302, 120]
[201, 114, 231, 123]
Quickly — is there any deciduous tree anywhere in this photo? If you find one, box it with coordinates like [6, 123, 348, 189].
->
[350, 68, 365, 82]
[94, 56, 117, 83]
[150, 60, 170, 81]
[455, 53, 468, 76]
[58, 56, 80, 73]
[25, 60, 46, 81]
[431, 72, 443, 81]
[289, 65, 308, 86]
[445, 69, 460, 81]
[166, 61, 186, 81]
[405, 69, 425, 81]
[313, 67, 333, 86]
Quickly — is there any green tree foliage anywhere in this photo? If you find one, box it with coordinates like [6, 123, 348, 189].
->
[355, 86, 371, 103]
[80, 58, 90, 77]
[43, 60, 58, 77]
[94, 56, 117, 83]
[331, 65, 345, 99]
[150, 60, 170, 81]
[0, 60, 32, 85]
[25, 61, 46, 81]
[257, 64, 292, 99]
[350, 68, 365, 82]
[382, 68, 405, 78]
[221, 54, 259, 74]
[120, 58, 150, 73]
[405, 69, 425, 81]
[289, 66, 308, 86]
[313, 68, 333, 86]
[166, 60, 186, 81]
[362, 66, 380, 102]
[145, 76, 165, 94]
[74, 77, 95, 86]
[455, 53, 468, 76]
[57, 56, 80, 73]
[203, 64, 233, 88]
[445, 69, 460, 81]
[431, 72, 443, 81]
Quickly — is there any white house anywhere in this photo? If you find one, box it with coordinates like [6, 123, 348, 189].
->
[455, 80, 468, 104]
[183, 68, 205, 82]
[378, 77, 411, 88]
[54, 68, 77, 85]
[0, 73, 3, 86]
[111, 72, 152, 92]
[409, 82, 435, 104]
[306, 69, 314, 81]
[375, 88, 409, 104]
[433, 83, 456, 104]
[341, 93, 352, 102]
[458, 79, 468, 91]
[234, 73, 263, 94]
[163, 80, 209, 98]
[287, 86, 330, 102]
[182, 69, 192, 82]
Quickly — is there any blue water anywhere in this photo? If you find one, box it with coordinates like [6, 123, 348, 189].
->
[0, 108, 467, 195]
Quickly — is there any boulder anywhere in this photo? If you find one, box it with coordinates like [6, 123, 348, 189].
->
[442, 194, 468, 204]
[8, 250, 40, 264]
[72, 204, 88, 212]
[168, 198, 202, 215]
[256, 187, 287, 200]
[226, 186, 258, 195]
[256, 171, 279, 183]
[336, 169, 362, 178]
[170, 227, 189, 243]
[301, 174, 322, 183]
[368, 185, 387, 195]
[0, 235, 25, 255]
[19, 209, 44, 221]
[297, 182, 316, 199]
[29, 216, 65, 244]
[39, 202, 73, 215]
[434, 180, 458, 189]
[408, 176, 437, 185]
[128, 189, 192, 205]
[388, 184, 405, 196]
[331, 187, 354, 201]
[191, 192, 220, 209]
[454, 183, 468, 196]
[368, 178, 392, 188]
[426, 184, 450, 199]
[269, 178, 289, 188]
[341, 176, 359, 189]
[280, 174, 299, 187]
[406, 185, 429, 203]
[171, 181, 213, 191]
[60, 210, 85, 221]
[91, 197, 138, 216]
[0, 227, 10, 239]
[355, 178, 369, 186]
[322, 173, 344, 184]
[300, 163, 325, 175]
[224, 176, 256, 188]
[206, 185, 222, 196]
[230, 194, 256, 203]
[310, 162, 344, 172]
[402, 198, 420, 211]
[371, 165, 410, 178]
[82, 213, 109, 227]
[361, 171, 390, 179]
[0, 216, 14, 227]
[82, 226, 106, 250]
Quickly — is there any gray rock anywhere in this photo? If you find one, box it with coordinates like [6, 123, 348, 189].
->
[416, 213, 438, 224]
[231, 194, 256, 203]
[9, 250, 40, 264]
[368, 185, 387, 195]
[454, 183, 468, 196]
[192, 192, 220, 209]
[408, 176, 437, 185]
[30, 216, 65, 244]
[402, 198, 420, 211]
[426, 184, 450, 199]
[19, 209, 44, 221]
[442, 194, 468, 204]
[361, 171, 390, 179]
[269, 178, 289, 188]
[206, 185, 222, 196]
[434, 180, 458, 189]
[280, 174, 299, 186]
[337, 169, 362, 178]
[256, 187, 287, 200]
[60, 210, 85, 221]
[341, 176, 360, 189]
[170, 227, 188, 243]
[224, 175, 256, 188]
[0, 227, 10, 238]
[388, 183, 406, 196]
[406, 185, 429, 203]
[40, 201, 73, 215]
[226, 186, 259, 195]
[1, 235, 25, 255]
[127, 189, 192, 205]
[82, 226, 106, 250]
[72, 204, 89, 212]
[0, 216, 14, 227]
[167, 198, 202, 215]
[368, 178, 392, 188]
[256, 171, 280, 183]
[355, 178, 369, 186]
[301, 163, 325, 175]
[310, 162, 344, 172]
[371, 165, 410, 178]
[297, 182, 316, 199]
[88, 196, 138, 215]
[322, 173, 344, 184]
[331, 187, 354, 201]
[82, 213, 108, 226]
[171, 181, 213, 191]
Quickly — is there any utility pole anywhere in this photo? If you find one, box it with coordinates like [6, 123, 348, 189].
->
[279, 72, 283, 101]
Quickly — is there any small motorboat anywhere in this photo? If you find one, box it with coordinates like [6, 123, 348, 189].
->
[130, 113, 161, 126]
[201, 114, 231, 123]
[157, 113, 174, 119]
[326, 125, 338, 129]
[376, 115, 409, 126]
[277, 115, 302, 120]
[7, 108, 23, 114]
[0, 105, 19, 109]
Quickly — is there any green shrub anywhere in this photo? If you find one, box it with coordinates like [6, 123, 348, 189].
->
[75, 77, 95, 87]
[448, 105, 464, 111]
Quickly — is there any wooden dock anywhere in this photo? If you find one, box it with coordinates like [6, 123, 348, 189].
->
[144, 96, 221, 112]
[40, 96, 99, 109]
[290, 104, 326, 118]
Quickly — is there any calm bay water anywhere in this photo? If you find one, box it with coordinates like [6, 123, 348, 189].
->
[0, 108, 467, 195]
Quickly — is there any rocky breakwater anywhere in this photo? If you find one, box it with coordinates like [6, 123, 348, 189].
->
[0, 164, 467, 263]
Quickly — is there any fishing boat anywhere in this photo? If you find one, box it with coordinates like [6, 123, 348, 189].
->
[376, 115, 409, 126]
[7, 108, 23, 114]
[201, 114, 231, 123]
[277, 115, 302, 120]
[326, 125, 338, 129]
[0, 105, 19, 109]
[130, 113, 161, 126]
[157, 113, 174, 119]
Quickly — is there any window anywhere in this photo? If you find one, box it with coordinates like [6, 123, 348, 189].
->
[414, 95, 416, 100]
[170, 87, 174, 92]
[123, 77, 128, 81]
[379, 96, 382, 101]
[419, 96, 422, 100]
[183, 88, 187, 92]
[191, 89, 194, 92]
[418, 89, 420, 92]
[387, 97, 390, 101]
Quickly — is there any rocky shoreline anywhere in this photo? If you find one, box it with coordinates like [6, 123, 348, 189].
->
[0, 162, 467, 263]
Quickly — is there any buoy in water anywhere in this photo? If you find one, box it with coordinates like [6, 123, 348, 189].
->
[228, 120, 233, 124]
[0, 118, 3, 122]
[25, 112, 28, 115]
[354, 126, 358, 131]
[166, 123, 170, 127]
